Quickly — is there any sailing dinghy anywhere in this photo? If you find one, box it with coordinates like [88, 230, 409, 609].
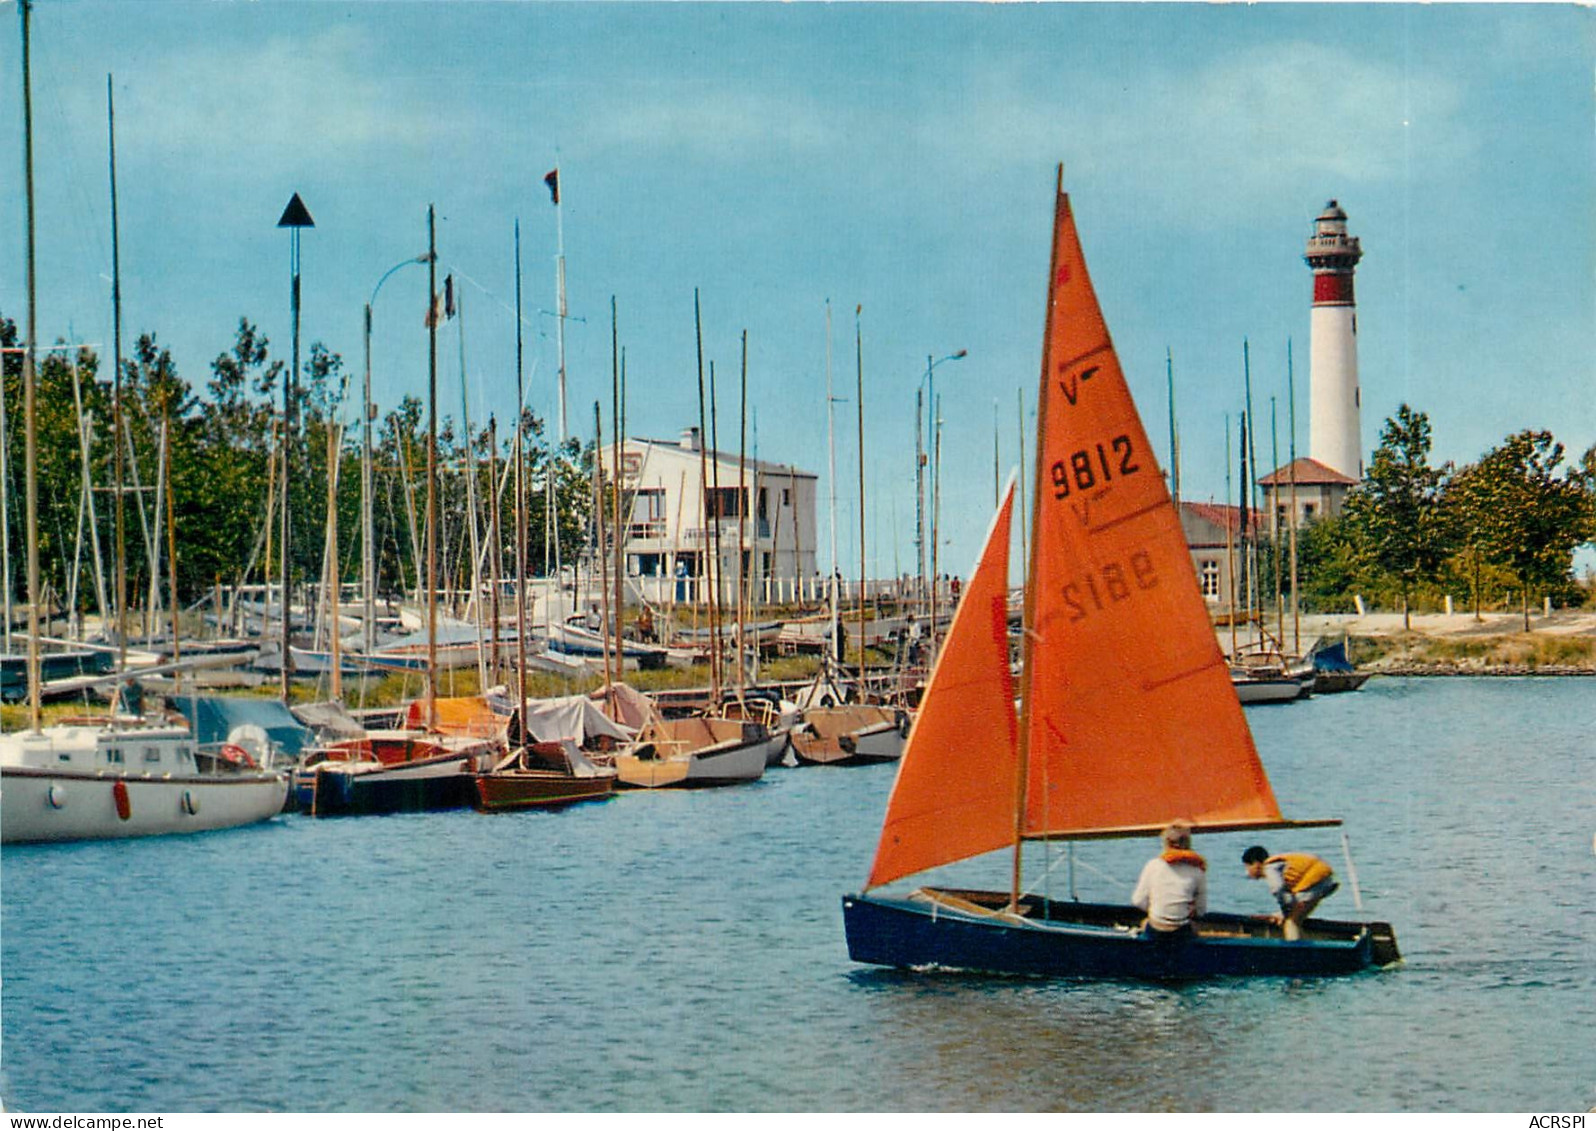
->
[842, 173, 1399, 979]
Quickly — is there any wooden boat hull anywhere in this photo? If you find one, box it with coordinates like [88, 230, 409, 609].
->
[1, 765, 288, 843]
[614, 738, 768, 789]
[791, 706, 906, 766]
[1313, 671, 1371, 694]
[473, 770, 615, 811]
[842, 888, 1399, 980]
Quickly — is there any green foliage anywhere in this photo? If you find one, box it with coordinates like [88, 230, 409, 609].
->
[1292, 511, 1370, 613]
[1445, 429, 1596, 627]
[1340, 405, 1454, 626]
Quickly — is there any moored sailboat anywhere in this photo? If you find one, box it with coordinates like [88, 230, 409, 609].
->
[841, 172, 1398, 979]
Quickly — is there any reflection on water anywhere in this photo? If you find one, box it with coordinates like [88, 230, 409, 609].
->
[3, 678, 1593, 1111]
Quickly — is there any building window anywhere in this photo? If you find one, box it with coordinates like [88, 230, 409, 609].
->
[143, 747, 162, 764]
[1302, 503, 1317, 521]
[104, 747, 124, 764]
[630, 488, 667, 540]
[705, 486, 745, 519]
[1200, 560, 1221, 599]
[782, 488, 791, 507]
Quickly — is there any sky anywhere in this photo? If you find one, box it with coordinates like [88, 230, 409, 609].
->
[2, 1, 1592, 579]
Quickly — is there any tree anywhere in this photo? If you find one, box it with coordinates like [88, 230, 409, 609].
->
[1341, 405, 1453, 629]
[1446, 430, 1596, 631]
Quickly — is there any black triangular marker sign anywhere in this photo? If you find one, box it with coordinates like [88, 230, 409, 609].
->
[277, 193, 315, 228]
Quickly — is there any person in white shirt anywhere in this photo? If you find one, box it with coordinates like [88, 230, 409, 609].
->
[1131, 821, 1207, 940]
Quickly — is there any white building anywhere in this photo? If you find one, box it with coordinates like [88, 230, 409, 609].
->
[600, 427, 820, 604]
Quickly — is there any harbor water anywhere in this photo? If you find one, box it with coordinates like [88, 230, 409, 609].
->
[3, 677, 1592, 1112]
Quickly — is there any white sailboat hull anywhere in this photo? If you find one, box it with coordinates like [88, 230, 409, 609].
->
[845, 719, 907, 762]
[1231, 676, 1312, 704]
[2, 766, 287, 843]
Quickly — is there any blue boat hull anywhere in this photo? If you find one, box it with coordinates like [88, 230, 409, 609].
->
[842, 889, 1395, 980]
[305, 765, 476, 817]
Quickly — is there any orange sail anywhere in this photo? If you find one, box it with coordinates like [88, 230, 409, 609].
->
[1018, 188, 1286, 839]
[865, 481, 1018, 889]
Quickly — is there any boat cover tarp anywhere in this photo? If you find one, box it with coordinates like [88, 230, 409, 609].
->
[291, 700, 368, 740]
[402, 696, 508, 739]
[589, 682, 656, 731]
[171, 694, 311, 758]
[484, 688, 636, 746]
[1308, 639, 1355, 673]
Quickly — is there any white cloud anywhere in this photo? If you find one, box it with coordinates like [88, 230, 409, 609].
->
[96, 25, 446, 165]
[577, 82, 834, 159]
[911, 40, 1472, 210]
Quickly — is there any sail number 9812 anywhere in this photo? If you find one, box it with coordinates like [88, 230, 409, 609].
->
[1051, 434, 1139, 499]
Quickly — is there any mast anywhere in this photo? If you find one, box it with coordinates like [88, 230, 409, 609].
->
[513, 219, 529, 711]
[108, 74, 127, 676]
[738, 331, 749, 696]
[1238, 339, 1251, 647]
[1270, 395, 1283, 649]
[693, 290, 719, 700]
[488, 415, 500, 683]
[361, 306, 374, 657]
[1226, 414, 1237, 660]
[931, 392, 942, 659]
[611, 299, 624, 687]
[1011, 164, 1067, 907]
[709, 360, 725, 696]
[1288, 341, 1301, 655]
[1017, 387, 1027, 569]
[914, 375, 925, 621]
[163, 414, 181, 690]
[425, 205, 438, 729]
[594, 400, 611, 691]
[825, 301, 838, 675]
[1167, 349, 1180, 507]
[855, 308, 866, 686]
[326, 405, 342, 700]
[20, 0, 41, 730]
[750, 408, 761, 685]
[1241, 410, 1252, 651]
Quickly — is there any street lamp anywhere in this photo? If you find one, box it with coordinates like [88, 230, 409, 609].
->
[362, 254, 431, 656]
[916, 349, 965, 626]
[276, 192, 314, 703]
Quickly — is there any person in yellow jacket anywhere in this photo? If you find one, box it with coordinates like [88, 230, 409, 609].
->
[1242, 845, 1339, 941]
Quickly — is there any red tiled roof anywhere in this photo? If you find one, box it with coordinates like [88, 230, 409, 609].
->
[1179, 500, 1262, 529]
[1257, 457, 1358, 486]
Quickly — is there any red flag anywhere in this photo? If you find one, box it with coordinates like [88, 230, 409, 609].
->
[544, 168, 559, 205]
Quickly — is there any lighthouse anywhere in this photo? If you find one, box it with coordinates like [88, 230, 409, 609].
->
[1304, 200, 1364, 479]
